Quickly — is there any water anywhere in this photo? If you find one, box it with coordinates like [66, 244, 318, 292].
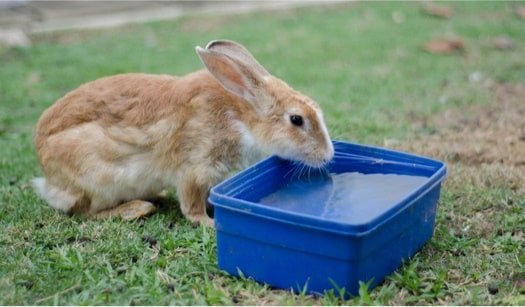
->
[259, 172, 428, 224]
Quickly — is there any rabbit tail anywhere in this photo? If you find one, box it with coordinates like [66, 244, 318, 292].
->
[32, 177, 78, 213]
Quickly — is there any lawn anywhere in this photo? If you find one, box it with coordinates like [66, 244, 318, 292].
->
[1, 2, 524, 305]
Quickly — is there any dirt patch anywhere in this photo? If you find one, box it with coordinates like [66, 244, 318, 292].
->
[391, 82, 525, 191]
[390, 82, 524, 241]
[399, 82, 525, 167]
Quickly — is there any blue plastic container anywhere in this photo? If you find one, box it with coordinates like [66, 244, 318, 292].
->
[209, 141, 447, 295]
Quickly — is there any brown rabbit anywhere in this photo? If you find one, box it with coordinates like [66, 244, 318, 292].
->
[33, 40, 334, 227]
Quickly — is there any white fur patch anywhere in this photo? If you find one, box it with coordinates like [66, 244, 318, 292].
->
[32, 177, 77, 212]
[314, 110, 335, 160]
[232, 119, 266, 168]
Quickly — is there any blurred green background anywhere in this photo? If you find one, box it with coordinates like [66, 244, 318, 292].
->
[1, 1, 524, 305]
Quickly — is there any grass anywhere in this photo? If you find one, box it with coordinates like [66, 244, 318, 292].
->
[1, 2, 524, 305]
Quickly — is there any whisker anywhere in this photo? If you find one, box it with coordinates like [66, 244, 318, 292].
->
[304, 165, 309, 182]
[284, 162, 297, 180]
[292, 162, 301, 180]
[320, 166, 329, 178]
[299, 163, 307, 179]
[290, 161, 301, 181]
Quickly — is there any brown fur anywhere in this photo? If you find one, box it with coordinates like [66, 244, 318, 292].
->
[33, 40, 334, 226]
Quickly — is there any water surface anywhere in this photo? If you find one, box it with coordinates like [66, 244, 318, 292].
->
[259, 172, 428, 224]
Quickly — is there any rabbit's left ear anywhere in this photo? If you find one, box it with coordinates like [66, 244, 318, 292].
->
[196, 45, 265, 104]
[205, 40, 270, 78]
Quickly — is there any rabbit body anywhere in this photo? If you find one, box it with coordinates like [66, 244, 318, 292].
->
[33, 40, 334, 226]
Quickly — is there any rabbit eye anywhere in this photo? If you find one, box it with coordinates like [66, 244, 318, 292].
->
[290, 115, 304, 127]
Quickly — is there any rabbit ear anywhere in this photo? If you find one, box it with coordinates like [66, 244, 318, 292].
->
[205, 40, 270, 78]
[196, 45, 265, 103]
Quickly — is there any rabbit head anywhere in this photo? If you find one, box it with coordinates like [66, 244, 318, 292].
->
[196, 40, 334, 168]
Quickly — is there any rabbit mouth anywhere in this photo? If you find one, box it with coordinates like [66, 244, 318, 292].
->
[292, 151, 333, 168]
[303, 157, 332, 168]
[302, 143, 334, 168]
[276, 152, 330, 168]
[267, 141, 334, 168]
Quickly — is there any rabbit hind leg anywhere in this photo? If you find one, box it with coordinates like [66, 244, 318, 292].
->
[93, 200, 157, 220]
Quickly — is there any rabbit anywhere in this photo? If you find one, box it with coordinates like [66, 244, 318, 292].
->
[33, 39, 334, 227]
